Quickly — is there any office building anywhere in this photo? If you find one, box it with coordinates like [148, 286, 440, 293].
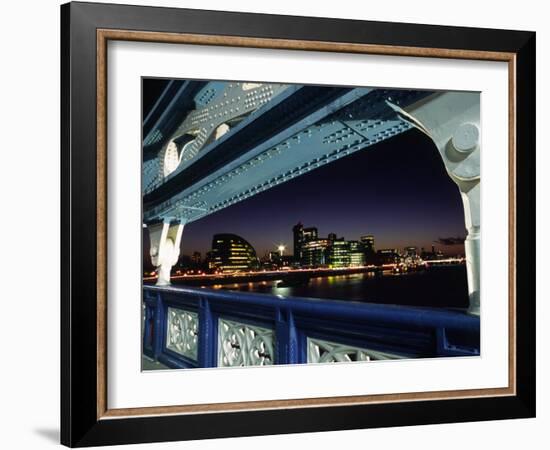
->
[348, 240, 365, 267]
[293, 222, 319, 260]
[327, 239, 351, 268]
[301, 238, 330, 267]
[210, 233, 259, 273]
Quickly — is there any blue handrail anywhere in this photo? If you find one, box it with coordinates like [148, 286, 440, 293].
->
[145, 285, 479, 331]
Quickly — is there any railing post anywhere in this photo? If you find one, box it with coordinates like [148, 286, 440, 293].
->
[152, 291, 166, 360]
[276, 308, 299, 365]
[142, 301, 153, 355]
[198, 297, 216, 367]
[435, 327, 448, 356]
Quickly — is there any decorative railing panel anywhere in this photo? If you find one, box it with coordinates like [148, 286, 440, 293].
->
[218, 318, 274, 367]
[142, 285, 480, 370]
[166, 307, 199, 361]
[307, 337, 400, 363]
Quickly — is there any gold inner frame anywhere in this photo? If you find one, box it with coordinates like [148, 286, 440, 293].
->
[96, 29, 517, 420]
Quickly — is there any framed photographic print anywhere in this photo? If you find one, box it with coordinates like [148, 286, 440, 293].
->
[60, 1, 536, 447]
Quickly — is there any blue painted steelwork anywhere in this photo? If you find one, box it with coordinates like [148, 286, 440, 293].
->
[143, 285, 480, 369]
[142, 82, 434, 224]
[143, 80, 206, 159]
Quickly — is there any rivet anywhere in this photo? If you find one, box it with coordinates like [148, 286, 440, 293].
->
[452, 123, 479, 154]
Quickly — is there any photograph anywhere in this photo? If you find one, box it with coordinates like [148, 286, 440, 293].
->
[141, 79, 481, 370]
[0, 0, 543, 448]
[54, 1, 537, 446]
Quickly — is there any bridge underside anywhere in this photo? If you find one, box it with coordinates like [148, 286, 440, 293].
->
[143, 81, 434, 224]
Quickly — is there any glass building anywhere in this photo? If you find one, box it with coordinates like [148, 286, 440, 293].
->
[327, 239, 351, 268]
[348, 240, 365, 267]
[360, 234, 376, 264]
[293, 225, 374, 268]
[301, 238, 329, 267]
[210, 233, 259, 273]
[293, 222, 318, 261]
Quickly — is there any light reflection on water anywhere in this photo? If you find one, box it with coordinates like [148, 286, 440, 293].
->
[205, 267, 469, 308]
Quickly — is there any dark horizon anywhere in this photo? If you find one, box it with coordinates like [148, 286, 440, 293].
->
[143, 79, 467, 267]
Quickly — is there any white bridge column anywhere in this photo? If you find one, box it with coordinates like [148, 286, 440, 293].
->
[388, 93, 481, 315]
[147, 220, 186, 286]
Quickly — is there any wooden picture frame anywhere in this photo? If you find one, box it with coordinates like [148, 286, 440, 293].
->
[61, 1, 535, 446]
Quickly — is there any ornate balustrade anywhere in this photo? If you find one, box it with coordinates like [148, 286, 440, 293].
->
[142, 285, 480, 369]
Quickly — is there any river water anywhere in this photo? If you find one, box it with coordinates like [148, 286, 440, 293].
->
[175, 265, 470, 309]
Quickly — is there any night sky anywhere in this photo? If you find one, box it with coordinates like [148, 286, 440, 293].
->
[143, 80, 466, 263]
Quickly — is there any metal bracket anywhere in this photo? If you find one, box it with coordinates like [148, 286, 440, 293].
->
[147, 219, 186, 285]
[387, 92, 481, 315]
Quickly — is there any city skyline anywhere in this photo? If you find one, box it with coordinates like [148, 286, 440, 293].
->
[171, 224, 461, 263]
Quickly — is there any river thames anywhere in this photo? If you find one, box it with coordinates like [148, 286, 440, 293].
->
[172, 264, 469, 309]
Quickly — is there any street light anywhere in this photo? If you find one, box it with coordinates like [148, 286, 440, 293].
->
[277, 245, 286, 257]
